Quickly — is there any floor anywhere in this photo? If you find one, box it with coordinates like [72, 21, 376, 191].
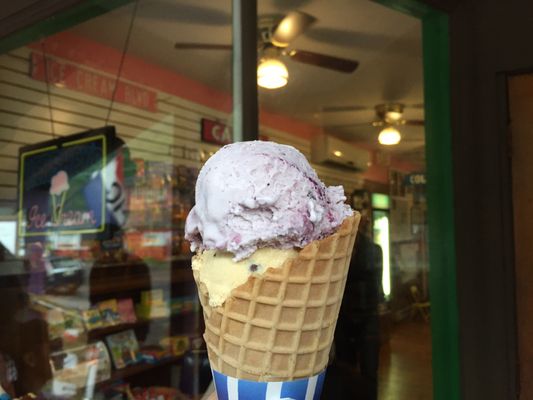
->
[378, 320, 433, 400]
[322, 319, 432, 399]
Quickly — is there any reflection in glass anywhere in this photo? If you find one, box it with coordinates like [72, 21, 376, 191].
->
[256, 1, 429, 399]
[0, 0, 232, 398]
[373, 210, 391, 297]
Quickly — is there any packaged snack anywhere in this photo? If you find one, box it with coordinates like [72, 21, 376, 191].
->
[105, 329, 140, 369]
[137, 290, 169, 319]
[49, 341, 111, 389]
[138, 345, 171, 363]
[159, 336, 190, 357]
[117, 299, 137, 324]
[98, 299, 121, 326]
[82, 308, 103, 330]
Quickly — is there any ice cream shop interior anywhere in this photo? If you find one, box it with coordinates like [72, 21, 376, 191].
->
[0, 0, 450, 399]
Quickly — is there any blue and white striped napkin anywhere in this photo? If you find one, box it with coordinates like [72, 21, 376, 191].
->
[212, 369, 326, 400]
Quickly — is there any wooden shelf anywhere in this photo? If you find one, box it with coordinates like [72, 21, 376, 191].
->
[87, 314, 198, 340]
[89, 266, 194, 296]
[109, 355, 183, 381]
[87, 319, 154, 340]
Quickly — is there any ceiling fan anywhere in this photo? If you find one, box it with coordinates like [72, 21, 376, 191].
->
[174, 11, 360, 89]
[324, 103, 424, 127]
[323, 103, 425, 145]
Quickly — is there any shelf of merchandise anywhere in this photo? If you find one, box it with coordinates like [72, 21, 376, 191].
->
[87, 318, 158, 340]
[92, 355, 184, 390]
[87, 314, 198, 341]
[110, 355, 184, 382]
[89, 263, 194, 296]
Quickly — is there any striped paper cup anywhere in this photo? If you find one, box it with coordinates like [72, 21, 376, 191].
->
[211, 369, 326, 400]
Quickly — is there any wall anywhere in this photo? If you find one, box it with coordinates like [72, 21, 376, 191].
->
[0, 34, 366, 214]
[449, 0, 533, 398]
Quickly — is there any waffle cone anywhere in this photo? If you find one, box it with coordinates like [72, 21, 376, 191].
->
[194, 213, 360, 381]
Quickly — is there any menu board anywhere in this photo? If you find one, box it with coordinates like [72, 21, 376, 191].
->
[18, 127, 117, 237]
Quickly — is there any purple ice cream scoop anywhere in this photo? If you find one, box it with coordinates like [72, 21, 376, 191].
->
[185, 141, 353, 260]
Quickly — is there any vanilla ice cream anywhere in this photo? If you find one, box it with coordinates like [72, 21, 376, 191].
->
[192, 248, 297, 307]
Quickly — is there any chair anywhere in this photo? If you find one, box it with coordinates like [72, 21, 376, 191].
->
[410, 285, 431, 322]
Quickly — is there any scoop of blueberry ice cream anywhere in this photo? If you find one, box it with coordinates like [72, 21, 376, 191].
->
[185, 140, 353, 260]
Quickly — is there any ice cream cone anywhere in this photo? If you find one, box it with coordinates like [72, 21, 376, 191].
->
[194, 212, 360, 382]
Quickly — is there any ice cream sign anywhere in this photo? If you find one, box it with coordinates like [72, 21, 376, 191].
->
[30, 53, 158, 112]
[18, 127, 118, 237]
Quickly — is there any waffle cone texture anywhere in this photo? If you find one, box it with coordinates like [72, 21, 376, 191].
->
[194, 213, 360, 381]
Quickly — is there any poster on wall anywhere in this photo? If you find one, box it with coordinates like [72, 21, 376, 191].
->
[30, 53, 158, 113]
[201, 118, 232, 145]
[17, 126, 121, 238]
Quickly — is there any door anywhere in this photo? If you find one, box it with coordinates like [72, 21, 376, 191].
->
[508, 73, 533, 399]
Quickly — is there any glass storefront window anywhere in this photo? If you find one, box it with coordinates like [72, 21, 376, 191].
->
[256, 1, 431, 398]
[0, 1, 459, 399]
[0, 1, 231, 398]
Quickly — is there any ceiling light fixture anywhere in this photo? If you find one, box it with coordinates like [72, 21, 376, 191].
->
[376, 103, 404, 123]
[333, 150, 343, 157]
[257, 58, 288, 89]
[385, 110, 403, 122]
[378, 126, 401, 145]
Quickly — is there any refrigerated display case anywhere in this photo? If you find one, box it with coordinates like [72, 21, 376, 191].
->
[371, 193, 391, 298]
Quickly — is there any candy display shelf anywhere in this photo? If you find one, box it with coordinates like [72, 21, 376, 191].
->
[105, 355, 184, 383]
[89, 262, 194, 296]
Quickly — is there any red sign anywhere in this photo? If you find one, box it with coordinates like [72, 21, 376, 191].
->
[30, 53, 157, 112]
[201, 118, 232, 145]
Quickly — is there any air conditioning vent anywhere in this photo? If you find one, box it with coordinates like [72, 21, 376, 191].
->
[311, 134, 370, 171]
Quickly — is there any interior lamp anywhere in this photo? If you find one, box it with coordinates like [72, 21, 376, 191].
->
[378, 126, 401, 145]
[384, 110, 403, 122]
[257, 58, 288, 89]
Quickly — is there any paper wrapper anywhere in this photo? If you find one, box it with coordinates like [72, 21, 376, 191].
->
[194, 213, 360, 393]
[211, 368, 326, 400]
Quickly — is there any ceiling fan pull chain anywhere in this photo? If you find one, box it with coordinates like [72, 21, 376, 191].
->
[40, 40, 56, 138]
[105, 0, 140, 126]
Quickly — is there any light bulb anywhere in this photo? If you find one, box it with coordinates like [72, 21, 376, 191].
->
[378, 126, 401, 145]
[257, 58, 288, 89]
[385, 110, 402, 121]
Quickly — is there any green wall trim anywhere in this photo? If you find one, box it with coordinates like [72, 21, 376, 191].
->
[0, 0, 133, 54]
[375, 1, 461, 400]
[374, 0, 436, 18]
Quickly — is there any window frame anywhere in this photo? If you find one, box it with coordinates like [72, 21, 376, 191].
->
[0, 1, 461, 398]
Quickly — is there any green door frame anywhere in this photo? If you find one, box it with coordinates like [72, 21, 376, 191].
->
[0, 0, 459, 399]
[0, 0, 132, 54]
[376, 1, 460, 400]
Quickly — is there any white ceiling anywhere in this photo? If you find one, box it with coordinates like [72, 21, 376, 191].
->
[72, 0, 425, 164]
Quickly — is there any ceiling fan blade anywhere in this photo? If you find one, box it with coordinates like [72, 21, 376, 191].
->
[287, 49, 359, 73]
[400, 138, 425, 142]
[403, 119, 425, 126]
[271, 11, 316, 47]
[174, 43, 232, 50]
[326, 121, 374, 129]
[322, 105, 371, 112]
